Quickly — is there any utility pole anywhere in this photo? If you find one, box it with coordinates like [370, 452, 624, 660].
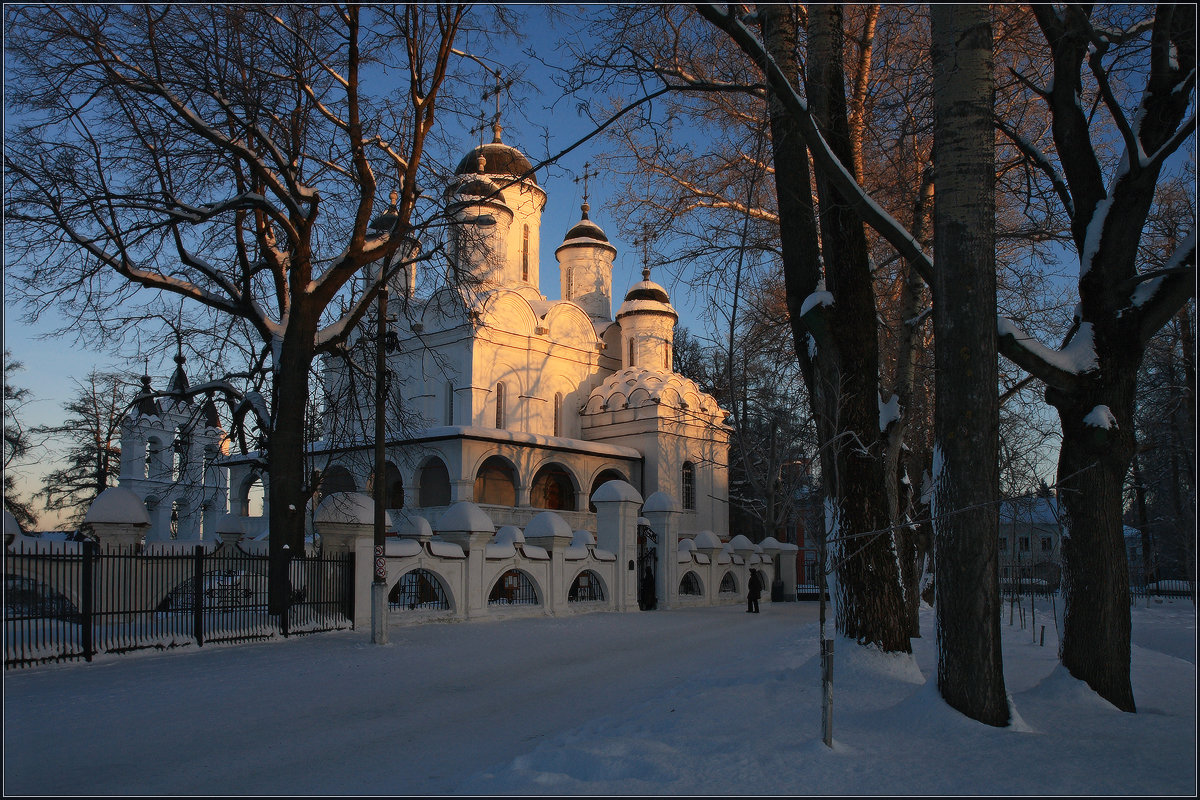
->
[372, 285, 390, 644]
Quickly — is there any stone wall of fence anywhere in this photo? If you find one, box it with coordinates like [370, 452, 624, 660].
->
[317, 481, 788, 629]
[4, 480, 798, 667]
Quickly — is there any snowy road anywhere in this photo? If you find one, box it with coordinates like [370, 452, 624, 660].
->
[4, 603, 820, 795]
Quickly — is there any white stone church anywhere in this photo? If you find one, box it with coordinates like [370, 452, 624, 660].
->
[70, 128, 807, 622]
[297, 128, 732, 541]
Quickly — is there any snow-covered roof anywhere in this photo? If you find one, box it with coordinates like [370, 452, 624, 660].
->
[83, 487, 151, 527]
[584, 367, 726, 421]
[643, 491, 680, 514]
[591, 479, 643, 505]
[437, 501, 495, 534]
[523, 511, 573, 541]
[999, 496, 1061, 526]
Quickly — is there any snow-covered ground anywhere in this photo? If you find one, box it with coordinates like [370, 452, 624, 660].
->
[4, 597, 1195, 795]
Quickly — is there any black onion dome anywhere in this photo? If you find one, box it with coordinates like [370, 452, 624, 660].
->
[135, 373, 159, 417]
[564, 219, 608, 242]
[622, 275, 670, 304]
[564, 203, 608, 242]
[454, 143, 536, 184]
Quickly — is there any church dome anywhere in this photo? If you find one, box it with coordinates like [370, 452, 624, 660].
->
[562, 203, 609, 243]
[616, 269, 676, 320]
[454, 125, 537, 185]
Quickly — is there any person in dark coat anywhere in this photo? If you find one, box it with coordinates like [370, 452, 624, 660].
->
[640, 567, 657, 610]
[747, 569, 762, 613]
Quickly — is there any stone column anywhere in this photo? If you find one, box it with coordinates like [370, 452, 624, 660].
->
[524, 511, 574, 615]
[643, 492, 680, 610]
[435, 501, 495, 619]
[88, 521, 148, 551]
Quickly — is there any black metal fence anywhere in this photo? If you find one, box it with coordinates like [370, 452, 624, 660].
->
[4, 541, 354, 669]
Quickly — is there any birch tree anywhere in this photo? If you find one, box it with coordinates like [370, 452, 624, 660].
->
[4, 5, 478, 610]
[930, 4, 1008, 727]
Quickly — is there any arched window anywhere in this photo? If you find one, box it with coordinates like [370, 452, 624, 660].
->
[146, 436, 166, 480]
[628, 338, 635, 367]
[474, 456, 517, 506]
[489, 569, 539, 605]
[719, 572, 737, 594]
[244, 477, 265, 517]
[494, 382, 506, 429]
[530, 465, 576, 511]
[170, 501, 181, 539]
[569, 570, 606, 602]
[389, 569, 450, 610]
[566, 267, 573, 299]
[553, 392, 563, 437]
[522, 224, 530, 282]
[679, 571, 702, 596]
[319, 466, 357, 500]
[369, 462, 404, 509]
[445, 382, 455, 426]
[418, 459, 451, 507]
[682, 461, 696, 510]
[171, 428, 188, 482]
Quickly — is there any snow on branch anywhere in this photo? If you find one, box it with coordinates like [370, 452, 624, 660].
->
[996, 317, 1097, 393]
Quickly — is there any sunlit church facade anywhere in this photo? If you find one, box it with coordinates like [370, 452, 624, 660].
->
[120, 127, 731, 545]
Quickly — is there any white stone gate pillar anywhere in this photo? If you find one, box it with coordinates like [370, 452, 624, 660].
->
[592, 480, 643, 612]
[642, 492, 680, 610]
[436, 501, 495, 619]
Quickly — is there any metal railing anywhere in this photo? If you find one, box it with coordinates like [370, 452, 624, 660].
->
[5, 541, 353, 669]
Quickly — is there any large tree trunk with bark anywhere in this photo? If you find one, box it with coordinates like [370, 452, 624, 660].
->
[759, 4, 908, 652]
[267, 305, 320, 613]
[930, 4, 1009, 726]
[1047, 335, 1141, 712]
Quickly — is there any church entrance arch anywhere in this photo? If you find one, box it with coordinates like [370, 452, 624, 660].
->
[530, 464, 577, 511]
[474, 456, 517, 506]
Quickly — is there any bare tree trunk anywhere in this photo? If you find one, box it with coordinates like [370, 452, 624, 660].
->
[267, 308, 319, 613]
[758, 4, 908, 652]
[930, 4, 1009, 726]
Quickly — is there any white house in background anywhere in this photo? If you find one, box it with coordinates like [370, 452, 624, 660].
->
[998, 494, 1064, 590]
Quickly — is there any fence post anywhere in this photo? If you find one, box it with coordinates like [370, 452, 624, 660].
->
[81, 541, 95, 662]
[346, 550, 356, 628]
[193, 544, 205, 647]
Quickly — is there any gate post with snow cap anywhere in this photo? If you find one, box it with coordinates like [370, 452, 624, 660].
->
[642, 491, 680, 610]
[592, 480, 643, 612]
[315, 492, 385, 629]
[436, 501, 496, 619]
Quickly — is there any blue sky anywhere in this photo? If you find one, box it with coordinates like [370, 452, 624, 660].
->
[2, 6, 714, 528]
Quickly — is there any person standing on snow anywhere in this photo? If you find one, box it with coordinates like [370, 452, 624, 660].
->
[747, 570, 762, 613]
